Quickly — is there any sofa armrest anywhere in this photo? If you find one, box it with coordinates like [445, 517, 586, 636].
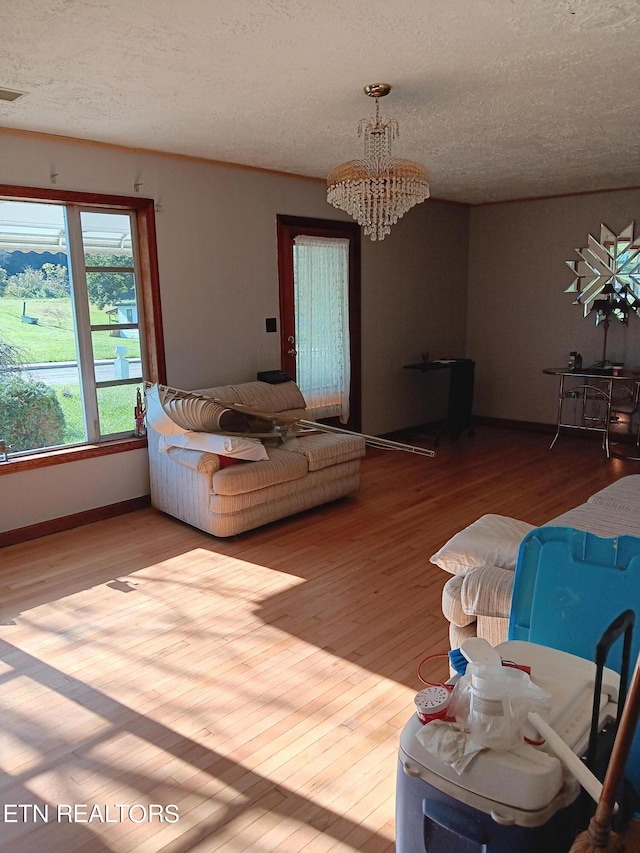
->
[460, 564, 514, 619]
[148, 430, 223, 534]
[164, 445, 221, 475]
[442, 575, 477, 628]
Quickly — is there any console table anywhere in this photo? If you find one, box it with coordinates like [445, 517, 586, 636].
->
[403, 359, 474, 441]
[544, 367, 640, 458]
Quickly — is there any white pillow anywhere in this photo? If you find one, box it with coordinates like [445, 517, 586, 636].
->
[160, 432, 268, 461]
[429, 514, 535, 576]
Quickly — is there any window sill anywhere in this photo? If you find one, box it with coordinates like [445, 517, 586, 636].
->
[0, 437, 148, 475]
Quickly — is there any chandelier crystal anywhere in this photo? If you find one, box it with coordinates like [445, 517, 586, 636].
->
[327, 84, 430, 242]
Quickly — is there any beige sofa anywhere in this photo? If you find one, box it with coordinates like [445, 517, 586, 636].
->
[146, 380, 366, 537]
[434, 475, 640, 649]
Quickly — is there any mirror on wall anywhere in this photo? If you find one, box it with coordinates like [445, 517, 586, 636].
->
[565, 222, 640, 363]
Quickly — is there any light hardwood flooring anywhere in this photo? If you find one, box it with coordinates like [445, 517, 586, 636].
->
[1, 425, 640, 852]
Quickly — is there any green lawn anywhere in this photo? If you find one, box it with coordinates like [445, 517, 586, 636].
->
[0, 297, 140, 363]
[1, 296, 142, 445]
[55, 383, 141, 442]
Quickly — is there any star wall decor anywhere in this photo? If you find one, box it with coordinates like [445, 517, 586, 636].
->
[565, 222, 640, 324]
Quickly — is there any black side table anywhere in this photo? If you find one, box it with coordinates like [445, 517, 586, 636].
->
[403, 359, 475, 441]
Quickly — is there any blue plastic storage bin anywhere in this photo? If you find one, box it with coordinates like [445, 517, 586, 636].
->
[509, 526, 640, 798]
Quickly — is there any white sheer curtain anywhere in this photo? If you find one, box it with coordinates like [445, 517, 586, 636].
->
[293, 235, 351, 423]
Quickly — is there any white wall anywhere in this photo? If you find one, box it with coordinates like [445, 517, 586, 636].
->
[0, 130, 469, 533]
[467, 189, 640, 424]
[1, 451, 150, 533]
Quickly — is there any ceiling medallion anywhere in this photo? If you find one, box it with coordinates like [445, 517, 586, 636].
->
[326, 84, 430, 242]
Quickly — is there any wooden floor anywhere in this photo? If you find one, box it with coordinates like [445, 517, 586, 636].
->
[1, 425, 640, 852]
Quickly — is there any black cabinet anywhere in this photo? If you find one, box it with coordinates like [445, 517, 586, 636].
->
[403, 359, 475, 441]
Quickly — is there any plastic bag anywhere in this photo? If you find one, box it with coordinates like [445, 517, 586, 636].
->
[448, 664, 551, 751]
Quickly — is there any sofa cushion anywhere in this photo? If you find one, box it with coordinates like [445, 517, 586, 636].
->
[210, 459, 361, 512]
[586, 475, 640, 513]
[289, 431, 366, 471]
[547, 503, 640, 538]
[211, 446, 307, 495]
[237, 381, 308, 414]
[195, 380, 308, 415]
[429, 514, 536, 576]
[208, 467, 361, 536]
[159, 431, 268, 461]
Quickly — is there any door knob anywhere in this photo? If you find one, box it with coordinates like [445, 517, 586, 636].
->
[288, 348, 297, 356]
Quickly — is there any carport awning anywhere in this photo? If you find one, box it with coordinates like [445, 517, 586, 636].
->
[0, 200, 132, 256]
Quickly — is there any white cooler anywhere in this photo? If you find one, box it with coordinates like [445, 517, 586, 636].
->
[396, 641, 619, 853]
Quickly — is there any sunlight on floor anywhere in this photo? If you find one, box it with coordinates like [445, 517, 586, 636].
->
[0, 544, 403, 851]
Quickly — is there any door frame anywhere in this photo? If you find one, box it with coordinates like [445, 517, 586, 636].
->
[276, 214, 361, 431]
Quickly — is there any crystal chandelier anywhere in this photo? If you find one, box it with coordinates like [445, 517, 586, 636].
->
[327, 84, 430, 242]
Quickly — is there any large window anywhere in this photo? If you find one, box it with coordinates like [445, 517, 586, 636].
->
[0, 186, 164, 462]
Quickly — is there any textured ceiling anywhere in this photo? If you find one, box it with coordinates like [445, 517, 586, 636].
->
[2, 0, 640, 204]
